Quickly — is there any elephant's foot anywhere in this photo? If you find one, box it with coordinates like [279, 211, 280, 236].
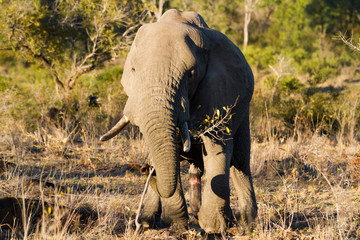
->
[160, 194, 189, 229]
[198, 206, 232, 234]
[230, 166, 257, 226]
[140, 213, 162, 229]
[235, 204, 257, 228]
[142, 172, 189, 230]
[161, 215, 188, 231]
[140, 185, 162, 228]
[141, 200, 188, 230]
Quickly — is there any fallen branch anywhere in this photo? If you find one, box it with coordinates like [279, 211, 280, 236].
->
[133, 165, 155, 239]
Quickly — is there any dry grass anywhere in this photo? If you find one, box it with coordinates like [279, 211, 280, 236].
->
[250, 134, 360, 239]
[0, 124, 359, 239]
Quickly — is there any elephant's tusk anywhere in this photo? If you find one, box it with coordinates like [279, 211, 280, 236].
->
[100, 115, 130, 141]
[180, 122, 191, 152]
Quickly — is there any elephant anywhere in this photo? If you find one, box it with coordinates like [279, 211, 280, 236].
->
[100, 9, 257, 234]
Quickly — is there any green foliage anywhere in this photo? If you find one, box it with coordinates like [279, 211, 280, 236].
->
[0, 75, 11, 92]
[245, 45, 278, 69]
[0, 0, 147, 93]
[266, 0, 316, 52]
[77, 65, 127, 107]
[301, 58, 339, 87]
[96, 66, 123, 84]
[279, 76, 304, 94]
[0, 0, 359, 143]
[300, 90, 343, 133]
[306, 0, 360, 34]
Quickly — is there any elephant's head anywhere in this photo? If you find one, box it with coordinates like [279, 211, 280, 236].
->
[100, 9, 253, 199]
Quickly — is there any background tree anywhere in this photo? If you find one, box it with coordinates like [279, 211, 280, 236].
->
[147, 0, 168, 21]
[169, 0, 241, 44]
[305, 0, 360, 56]
[243, 0, 260, 52]
[0, 0, 151, 99]
[0, 0, 359, 139]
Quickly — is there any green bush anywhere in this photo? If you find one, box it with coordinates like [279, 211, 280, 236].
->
[245, 45, 279, 70]
[301, 58, 339, 87]
[0, 75, 11, 92]
[279, 76, 304, 94]
[290, 48, 308, 64]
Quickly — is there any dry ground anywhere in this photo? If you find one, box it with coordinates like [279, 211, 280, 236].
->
[0, 127, 359, 239]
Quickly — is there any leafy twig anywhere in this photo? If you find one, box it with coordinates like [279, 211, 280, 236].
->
[192, 97, 239, 142]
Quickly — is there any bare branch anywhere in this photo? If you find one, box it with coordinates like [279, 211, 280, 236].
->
[22, 45, 65, 90]
[133, 165, 155, 239]
[268, 55, 291, 104]
[122, 24, 141, 38]
[338, 32, 360, 52]
[66, 63, 97, 90]
[66, 19, 103, 90]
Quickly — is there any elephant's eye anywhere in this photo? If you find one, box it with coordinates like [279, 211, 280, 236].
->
[131, 67, 135, 72]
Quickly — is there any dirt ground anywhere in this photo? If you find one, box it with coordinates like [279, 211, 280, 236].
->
[0, 133, 359, 239]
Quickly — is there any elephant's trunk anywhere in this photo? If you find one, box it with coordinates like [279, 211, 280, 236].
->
[137, 67, 186, 198]
[142, 111, 178, 198]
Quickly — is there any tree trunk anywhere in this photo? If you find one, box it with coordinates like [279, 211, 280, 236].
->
[243, 11, 251, 52]
[154, 0, 165, 22]
[244, 0, 259, 52]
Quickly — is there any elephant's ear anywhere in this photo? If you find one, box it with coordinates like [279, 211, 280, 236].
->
[190, 29, 254, 122]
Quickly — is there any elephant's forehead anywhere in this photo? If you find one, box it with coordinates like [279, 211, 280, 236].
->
[136, 22, 203, 49]
[131, 23, 201, 69]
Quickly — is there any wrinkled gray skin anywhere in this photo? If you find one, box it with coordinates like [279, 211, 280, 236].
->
[103, 9, 257, 233]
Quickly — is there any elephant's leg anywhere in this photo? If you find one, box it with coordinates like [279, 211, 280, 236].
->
[180, 140, 203, 219]
[160, 171, 188, 228]
[230, 117, 257, 225]
[198, 136, 233, 233]
[140, 183, 161, 228]
[189, 163, 201, 218]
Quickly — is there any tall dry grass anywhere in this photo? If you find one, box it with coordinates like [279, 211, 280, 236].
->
[1, 117, 359, 239]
